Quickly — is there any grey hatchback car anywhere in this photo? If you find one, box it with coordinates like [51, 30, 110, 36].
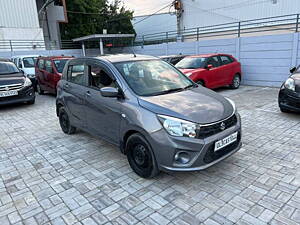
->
[56, 54, 242, 178]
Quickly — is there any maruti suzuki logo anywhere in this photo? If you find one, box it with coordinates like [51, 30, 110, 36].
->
[220, 122, 226, 131]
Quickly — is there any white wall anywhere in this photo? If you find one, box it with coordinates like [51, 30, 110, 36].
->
[180, 0, 300, 30]
[123, 33, 300, 87]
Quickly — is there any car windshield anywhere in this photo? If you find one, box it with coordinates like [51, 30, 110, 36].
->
[114, 60, 195, 96]
[176, 57, 207, 69]
[23, 57, 37, 68]
[0, 62, 19, 75]
[54, 59, 69, 73]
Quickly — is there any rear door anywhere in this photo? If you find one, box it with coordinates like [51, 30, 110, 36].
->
[219, 55, 234, 85]
[84, 59, 121, 144]
[36, 59, 46, 88]
[63, 60, 87, 129]
[44, 60, 55, 92]
[205, 56, 223, 88]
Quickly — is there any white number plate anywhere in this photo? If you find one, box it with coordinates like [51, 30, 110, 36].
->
[0, 90, 18, 98]
[214, 132, 238, 152]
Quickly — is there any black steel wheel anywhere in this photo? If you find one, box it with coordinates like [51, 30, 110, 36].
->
[230, 75, 241, 89]
[126, 134, 159, 178]
[37, 83, 44, 95]
[59, 108, 76, 134]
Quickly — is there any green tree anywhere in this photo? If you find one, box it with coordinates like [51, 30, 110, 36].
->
[60, 0, 135, 40]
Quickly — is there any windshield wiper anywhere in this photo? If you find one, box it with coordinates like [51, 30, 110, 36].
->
[147, 88, 184, 96]
[183, 84, 196, 90]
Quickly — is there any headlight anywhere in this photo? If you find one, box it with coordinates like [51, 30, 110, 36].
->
[158, 115, 197, 138]
[27, 74, 36, 78]
[24, 77, 32, 87]
[284, 78, 295, 91]
[225, 97, 237, 113]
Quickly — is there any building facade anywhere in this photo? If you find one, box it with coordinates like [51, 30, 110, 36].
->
[0, 0, 44, 50]
[179, 0, 300, 30]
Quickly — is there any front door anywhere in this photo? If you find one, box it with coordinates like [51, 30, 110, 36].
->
[85, 60, 121, 145]
[63, 61, 87, 129]
[205, 56, 223, 88]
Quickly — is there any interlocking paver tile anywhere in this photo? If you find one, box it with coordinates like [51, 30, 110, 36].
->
[0, 86, 299, 224]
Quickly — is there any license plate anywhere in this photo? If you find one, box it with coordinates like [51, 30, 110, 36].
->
[0, 90, 18, 98]
[214, 132, 238, 152]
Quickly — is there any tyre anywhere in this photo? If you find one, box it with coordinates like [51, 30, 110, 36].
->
[280, 106, 290, 113]
[37, 83, 44, 95]
[27, 98, 35, 105]
[126, 133, 159, 178]
[59, 107, 76, 134]
[230, 75, 241, 89]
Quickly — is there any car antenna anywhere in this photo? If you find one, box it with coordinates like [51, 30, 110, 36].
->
[131, 38, 136, 57]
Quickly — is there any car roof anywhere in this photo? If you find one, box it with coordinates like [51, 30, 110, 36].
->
[11, 55, 39, 58]
[0, 58, 11, 62]
[187, 54, 232, 58]
[37, 56, 74, 60]
[159, 55, 186, 58]
[89, 54, 159, 63]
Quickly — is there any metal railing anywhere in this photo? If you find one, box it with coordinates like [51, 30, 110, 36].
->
[0, 40, 46, 51]
[135, 13, 300, 46]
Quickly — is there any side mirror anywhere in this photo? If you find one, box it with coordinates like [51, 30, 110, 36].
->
[206, 64, 213, 70]
[100, 87, 119, 98]
[290, 67, 297, 74]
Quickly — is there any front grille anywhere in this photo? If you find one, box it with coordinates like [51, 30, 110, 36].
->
[203, 132, 241, 164]
[0, 83, 23, 92]
[197, 114, 238, 139]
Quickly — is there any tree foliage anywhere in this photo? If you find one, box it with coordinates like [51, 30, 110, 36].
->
[60, 0, 135, 40]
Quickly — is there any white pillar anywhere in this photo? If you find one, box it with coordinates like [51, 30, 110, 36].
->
[100, 38, 104, 55]
[291, 33, 299, 67]
[81, 42, 86, 56]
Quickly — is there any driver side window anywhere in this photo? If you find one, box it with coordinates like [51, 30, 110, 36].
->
[207, 57, 220, 68]
[88, 64, 116, 89]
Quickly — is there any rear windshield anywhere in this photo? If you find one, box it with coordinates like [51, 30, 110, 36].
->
[0, 62, 19, 75]
[54, 59, 69, 73]
[23, 57, 37, 68]
[176, 57, 207, 69]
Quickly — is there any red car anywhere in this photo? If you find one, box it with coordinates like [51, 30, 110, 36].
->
[176, 54, 242, 89]
[35, 56, 73, 95]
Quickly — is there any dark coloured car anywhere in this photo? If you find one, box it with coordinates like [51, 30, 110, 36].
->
[0, 59, 35, 106]
[176, 54, 242, 89]
[160, 55, 187, 65]
[56, 54, 242, 178]
[279, 67, 300, 113]
[36, 56, 73, 95]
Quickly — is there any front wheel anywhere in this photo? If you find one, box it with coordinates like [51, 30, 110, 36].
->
[230, 75, 241, 89]
[59, 107, 76, 134]
[37, 83, 44, 95]
[126, 134, 159, 178]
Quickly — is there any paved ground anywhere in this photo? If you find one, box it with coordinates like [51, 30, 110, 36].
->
[0, 86, 299, 225]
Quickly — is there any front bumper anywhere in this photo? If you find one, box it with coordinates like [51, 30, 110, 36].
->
[279, 88, 300, 112]
[149, 113, 242, 172]
[0, 86, 35, 106]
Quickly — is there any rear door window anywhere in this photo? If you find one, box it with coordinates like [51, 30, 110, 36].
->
[220, 56, 233, 65]
[207, 56, 221, 68]
[38, 59, 45, 70]
[68, 64, 85, 85]
[45, 60, 53, 73]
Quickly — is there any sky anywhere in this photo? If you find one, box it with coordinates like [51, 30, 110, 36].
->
[120, 0, 172, 16]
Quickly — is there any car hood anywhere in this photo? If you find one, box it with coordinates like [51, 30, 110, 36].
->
[0, 73, 25, 85]
[138, 87, 234, 124]
[179, 68, 206, 74]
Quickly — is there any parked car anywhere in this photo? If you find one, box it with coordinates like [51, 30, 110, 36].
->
[278, 66, 300, 113]
[176, 54, 242, 89]
[160, 55, 187, 65]
[11, 55, 38, 90]
[0, 59, 35, 105]
[36, 56, 73, 95]
[56, 54, 242, 178]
